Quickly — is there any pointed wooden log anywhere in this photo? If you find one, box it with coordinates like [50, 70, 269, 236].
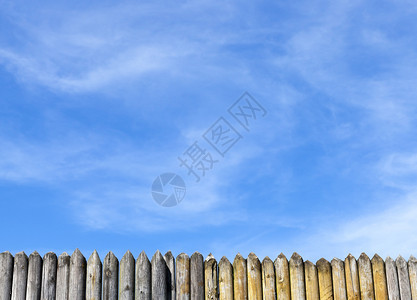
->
[409, 255, 417, 300]
[103, 251, 118, 300]
[165, 251, 176, 300]
[86, 250, 102, 300]
[358, 253, 374, 300]
[247, 253, 262, 300]
[69, 249, 86, 300]
[191, 252, 204, 300]
[304, 260, 319, 300]
[218, 257, 233, 300]
[56, 252, 70, 300]
[316, 258, 333, 300]
[371, 254, 388, 300]
[40, 252, 57, 300]
[152, 250, 168, 300]
[119, 250, 135, 300]
[11, 251, 28, 300]
[204, 254, 218, 300]
[344, 254, 360, 300]
[136, 251, 151, 300]
[261, 257, 275, 300]
[26, 251, 42, 300]
[289, 252, 305, 300]
[274, 253, 290, 300]
[0, 251, 14, 300]
[396, 256, 412, 299]
[233, 253, 248, 300]
[385, 257, 400, 300]
[176, 253, 190, 300]
[331, 258, 347, 300]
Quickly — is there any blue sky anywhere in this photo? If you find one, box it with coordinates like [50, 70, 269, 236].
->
[1, 0, 417, 262]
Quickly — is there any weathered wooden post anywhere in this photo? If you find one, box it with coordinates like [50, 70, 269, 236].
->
[304, 260, 319, 300]
[176, 253, 190, 300]
[247, 253, 262, 300]
[119, 250, 135, 300]
[152, 250, 168, 300]
[371, 254, 388, 300]
[233, 253, 248, 300]
[409, 255, 417, 300]
[69, 249, 86, 300]
[396, 256, 412, 299]
[11, 251, 28, 300]
[358, 253, 374, 300]
[56, 252, 70, 300]
[218, 257, 233, 300]
[191, 252, 204, 300]
[385, 257, 400, 300]
[204, 253, 218, 300]
[274, 253, 290, 300]
[289, 252, 305, 300]
[40, 252, 57, 300]
[136, 251, 151, 300]
[344, 254, 360, 300]
[165, 251, 176, 300]
[0, 251, 14, 300]
[103, 251, 118, 300]
[86, 250, 102, 300]
[316, 258, 332, 300]
[261, 257, 275, 300]
[26, 251, 42, 300]
[331, 258, 347, 300]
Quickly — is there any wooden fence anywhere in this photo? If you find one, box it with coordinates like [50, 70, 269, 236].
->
[1, 250, 417, 299]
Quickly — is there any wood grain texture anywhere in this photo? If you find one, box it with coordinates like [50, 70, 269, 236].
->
[86, 250, 102, 300]
[331, 258, 347, 300]
[344, 254, 360, 300]
[11, 251, 28, 300]
[218, 257, 233, 300]
[358, 253, 374, 300]
[26, 251, 43, 300]
[247, 253, 262, 300]
[289, 252, 306, 300]
[261, 257, 275, 300]
[409, 255, 417, 300]
[0, 251, 14, 300]
[41, 252, 57, 300]
[305, 260, 319, 300]
[385, 257, 400, 300]
[176, 253, 190, 300]
[274, 253, 290, 300]
[136, 251, 151, 300]
[68, 249, 86, 300]
[371, 254, 388, 300]
[165, 251, 176, 300]
[396, 256, 412, 300]
[316, 258, 333, 300]
[103, 251, 118, 300]
[191, 252, 204, 300]
[56, 252, 70, 300]
[204, 254, 218, 300]
[120, 250, 135, 300]
[152, 250, 168, 300]
[233, 253, 247, 300]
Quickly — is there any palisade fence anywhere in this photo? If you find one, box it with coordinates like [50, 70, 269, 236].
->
[0, 250, 417, 300]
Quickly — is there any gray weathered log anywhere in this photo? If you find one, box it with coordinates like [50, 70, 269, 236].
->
[68, 249, 86, 300]
[103, 251, 118, 300]
[0, 251, 14, 300]
[119, 250, 135, 300]
[56, 252, 70, 300]
[136, 251, 151, 300]
[11, 251, 28, 300]
[176, 253, 190, 300]
[152, 250, 168, 300]
[357, 253, 374, 300]
[204, 254, 218, 300]
[396, 255, 412, 299]
[40, 252, 57, 300]
[385, 256, 400, 300]
[274, 253, 290, 300]
[289, 252, 305, 300]
[86, 250, 102, 300]
[331, 258, 347, 300]
[191, 252, 204, 300]
[409, 255, 417, 300]
[218, 257, 233, 300]
[26, 251, 43, 300]
[165, 251, 176, 300]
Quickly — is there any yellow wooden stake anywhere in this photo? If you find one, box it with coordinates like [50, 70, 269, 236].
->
[274, 253, 291, 300]
[358, 253, 375, 300]
[344, 254, 360, 300]
[331, 258, 347, 300]
[316, 258, 333, 300]
[262, 257, 275, 300]
[247, 253, 262, 300]
[218, 257, 233, 300]
[233, 253, 248, 300]
[290, 252, 306, 300]
[304, 260, 319, 300]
